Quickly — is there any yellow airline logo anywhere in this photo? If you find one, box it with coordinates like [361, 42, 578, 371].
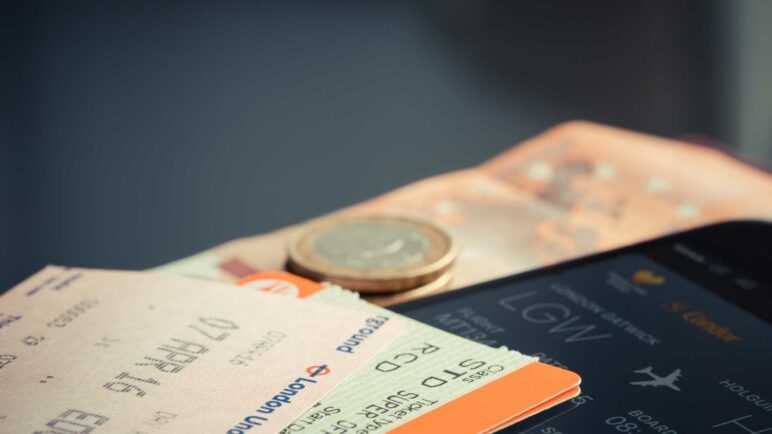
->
[632, 270, 665, 286]
[663, 300, 742, 343]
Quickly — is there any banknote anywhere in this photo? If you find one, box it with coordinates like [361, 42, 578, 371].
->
[238, 272, 581, 433]
[0, 266, 406, 434]
[155, 121, 772, 301]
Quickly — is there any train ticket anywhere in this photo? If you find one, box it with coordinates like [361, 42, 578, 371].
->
[238, 272, 581, 433]
[0, 266, 406, 433]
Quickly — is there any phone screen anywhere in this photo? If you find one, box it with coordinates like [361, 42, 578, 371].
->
[395, 223, 772, 433]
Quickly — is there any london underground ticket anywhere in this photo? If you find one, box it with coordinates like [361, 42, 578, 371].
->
[0, 266, 406, 433]
[238, 272, 582, 434]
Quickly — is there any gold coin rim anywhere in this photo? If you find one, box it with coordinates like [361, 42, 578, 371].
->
[364, 271, 453, 307]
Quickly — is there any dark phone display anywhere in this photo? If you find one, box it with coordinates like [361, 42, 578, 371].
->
[396, 253, 772, 433]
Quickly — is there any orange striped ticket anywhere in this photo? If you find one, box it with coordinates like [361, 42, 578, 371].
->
[238, 272, 581, 433]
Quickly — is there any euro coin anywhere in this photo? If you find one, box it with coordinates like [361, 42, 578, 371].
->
[287, 214, 457, 293]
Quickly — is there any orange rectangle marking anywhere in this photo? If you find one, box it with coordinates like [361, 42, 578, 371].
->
[391, 362, 581, 434]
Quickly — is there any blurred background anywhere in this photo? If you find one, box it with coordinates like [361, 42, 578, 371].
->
[2, 0, 771, 290]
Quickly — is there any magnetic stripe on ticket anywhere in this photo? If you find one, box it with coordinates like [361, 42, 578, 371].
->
[483, 386, 581, 434]
[389, 362, 581, 434]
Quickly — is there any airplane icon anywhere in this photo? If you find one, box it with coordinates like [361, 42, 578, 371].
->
[630, 366, 682, 391]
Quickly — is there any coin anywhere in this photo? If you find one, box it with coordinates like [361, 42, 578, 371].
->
[363, 271, 453, 307]
[287, 214, 457, 293]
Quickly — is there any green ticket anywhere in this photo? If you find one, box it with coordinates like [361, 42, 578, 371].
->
[279, 286, 536, 433]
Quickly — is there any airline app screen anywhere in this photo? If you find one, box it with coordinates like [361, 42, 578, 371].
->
[397, 254, 772, 433]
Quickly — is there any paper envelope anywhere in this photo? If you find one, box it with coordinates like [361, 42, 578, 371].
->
[0, 266, 406, 433]
[239, 272, 581, 434]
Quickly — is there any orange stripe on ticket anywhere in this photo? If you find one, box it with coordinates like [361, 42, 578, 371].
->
[237, 271, 325, 298]
[484, 385, 580, 433]
[390, 362, 581, 434]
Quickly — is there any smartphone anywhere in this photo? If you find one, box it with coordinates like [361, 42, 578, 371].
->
[393, 220, 772, 433]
